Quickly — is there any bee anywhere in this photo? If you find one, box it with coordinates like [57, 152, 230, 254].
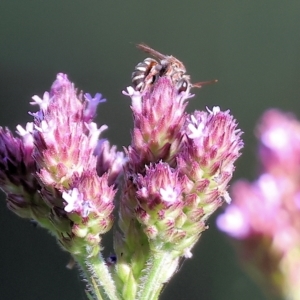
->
[132, 43, 217, 93]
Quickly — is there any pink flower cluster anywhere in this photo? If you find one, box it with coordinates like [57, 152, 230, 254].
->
[119, 76, 243, 257]
[0, 70, 244, 299]
[217, 109, 300, 299]
[0, 70, 244, 297]
[0, 74, 124, 252]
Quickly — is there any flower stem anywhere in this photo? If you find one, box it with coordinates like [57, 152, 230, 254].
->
[74, 249, 120, 300]
[137, 252, 178, 300]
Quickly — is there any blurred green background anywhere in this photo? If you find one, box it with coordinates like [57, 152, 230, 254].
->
[1, 1, 299, 299]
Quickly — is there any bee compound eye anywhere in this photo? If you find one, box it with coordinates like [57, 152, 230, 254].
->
[177, 79, 189, 93]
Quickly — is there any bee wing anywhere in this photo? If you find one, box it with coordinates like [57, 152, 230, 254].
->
[136, 43, 167, 60]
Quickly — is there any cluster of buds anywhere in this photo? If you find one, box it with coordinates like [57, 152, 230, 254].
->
[0, 58, 243, 299]
[217, 109, 300, 300]
[116, 76, 243, 299]
[0, 74, 124, 256]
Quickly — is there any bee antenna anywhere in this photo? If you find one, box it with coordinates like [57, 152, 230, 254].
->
[192, 79, 218, 88]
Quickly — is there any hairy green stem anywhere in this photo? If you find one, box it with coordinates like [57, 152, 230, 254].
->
[137, 252, 178, 300]
[74, 249, 120, 300]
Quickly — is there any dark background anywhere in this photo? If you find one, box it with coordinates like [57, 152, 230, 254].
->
[1, 1, 299, 299]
